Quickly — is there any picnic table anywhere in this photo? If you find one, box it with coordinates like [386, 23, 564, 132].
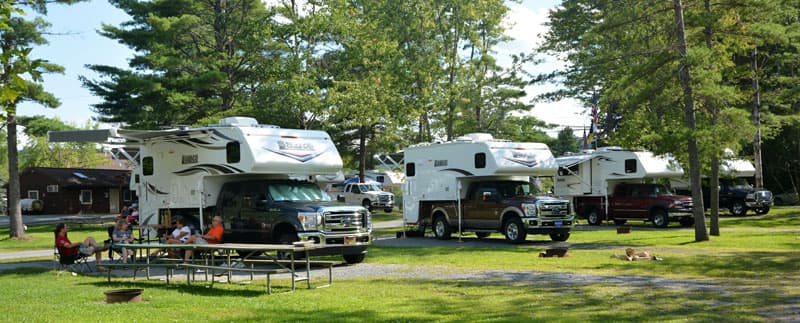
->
[111, 242, 329, 294]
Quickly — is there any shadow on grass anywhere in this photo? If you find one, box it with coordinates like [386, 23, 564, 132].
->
[82, 277, 277, 297]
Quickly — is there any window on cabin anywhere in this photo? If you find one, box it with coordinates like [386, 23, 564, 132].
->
[406, 163, 416, 177]
[27, 190, 39, 199]
[79, 190, 92, 205]
[226, 142, 241, 163]
[624, 159, 637, 173]
[475, 153, 486, 169]
[143, 157, 154, 176]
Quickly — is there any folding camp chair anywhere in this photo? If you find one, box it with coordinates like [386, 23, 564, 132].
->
[54, 246, 91, 272]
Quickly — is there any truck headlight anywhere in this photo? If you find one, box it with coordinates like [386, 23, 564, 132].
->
[297, 212, 321, 230]
[521, 203, 538, 217]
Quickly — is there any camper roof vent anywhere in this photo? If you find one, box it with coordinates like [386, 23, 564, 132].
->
[596, 146, 625, 152]
[218, 117, 259, 127]
[462, 133, 494, 142]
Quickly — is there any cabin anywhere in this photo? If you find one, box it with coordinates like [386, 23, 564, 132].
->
[19, 167, 132, 214]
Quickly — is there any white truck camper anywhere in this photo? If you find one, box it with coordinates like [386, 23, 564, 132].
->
[48, 117, 372, 263]
[554, 147, 694, 227]
[403, 133, 575, 243]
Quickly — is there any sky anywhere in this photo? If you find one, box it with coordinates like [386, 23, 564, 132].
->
[17, 0, 589, 136]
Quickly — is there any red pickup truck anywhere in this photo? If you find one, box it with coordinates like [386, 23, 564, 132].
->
[574, 183, 694, 228]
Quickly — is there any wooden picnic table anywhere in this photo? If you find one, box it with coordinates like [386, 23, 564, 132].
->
[113, 242, 327, 293]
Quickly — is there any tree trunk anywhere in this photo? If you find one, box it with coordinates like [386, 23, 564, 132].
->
[673, 0, 709, 241]
[710, 157, 720, 236]
[7, 110, 25, 238]
[358, 125, 367, 182]
[751, 48, 764, 189]
[704, 0, 719, 236]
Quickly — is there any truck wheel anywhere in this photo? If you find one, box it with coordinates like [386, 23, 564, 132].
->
[475, 232, 491, 239]
[730, 200, 747, 216]
[549, 232, 570, 242]
[586, 209, 602, 226]
[613, 219, 627, 226]
[383, 208, 393, 213]
[432, 216, 452, 240]
[754, 207, 770, 215]
[651, 209, 669, 228]
[503, 217, 527, 244]
[275, 230, 299, 260]
[343, 254, 365, 264]
[362, 199, 372, 211]
[679, 217, 694, 227]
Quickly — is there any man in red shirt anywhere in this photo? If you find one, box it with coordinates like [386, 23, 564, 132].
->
[184, 215, 224, 262]
[54, 223, 109, 270]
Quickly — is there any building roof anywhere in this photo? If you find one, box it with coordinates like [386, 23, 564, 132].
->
[21, 167, 130, 188]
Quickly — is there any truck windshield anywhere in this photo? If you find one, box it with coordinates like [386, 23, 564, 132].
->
[496, 181, 537, 198]
[358, 184, 382, 192]
[652, 185, 674, 196]
[268, 182, 332, 202]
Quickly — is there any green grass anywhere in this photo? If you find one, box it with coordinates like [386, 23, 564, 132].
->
[1, 207, 798, 321]
[0, 224, 110, 253]
[0, 269, 785, 322]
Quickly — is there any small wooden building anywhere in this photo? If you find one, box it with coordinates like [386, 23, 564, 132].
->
[19, 167, 133, 214]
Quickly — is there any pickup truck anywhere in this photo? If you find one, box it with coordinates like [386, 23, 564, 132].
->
[575, 183, 694, 228]
[330, 182, 395, 213]
[215, 179, 372, 264]
[712, 178, 773, 216]
[419, 180, 574, 243]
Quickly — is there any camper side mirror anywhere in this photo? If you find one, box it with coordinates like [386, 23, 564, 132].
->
[337, 195, 346, 202]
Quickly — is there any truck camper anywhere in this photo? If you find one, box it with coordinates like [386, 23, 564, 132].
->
[49, 117, 372, 263]
[554, 147, 694, 227]
[402, 133, 574, 243]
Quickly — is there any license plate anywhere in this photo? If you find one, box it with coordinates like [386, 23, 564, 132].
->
[344, 236, 356, 245]
[555, 221, 563, 227]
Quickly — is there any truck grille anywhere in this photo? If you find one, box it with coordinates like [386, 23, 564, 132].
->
[540, 202, 570, 217]
[378, 195, 392, 203]
[323, 210, 364, 233]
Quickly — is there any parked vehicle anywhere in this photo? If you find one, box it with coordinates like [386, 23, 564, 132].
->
[555, 147, 693, 228]
[49, 116, 372, 263]
[403, 133, 574, 243]
[714, 178, 773, 216]
[328, 179, 395, 213]
[575, 183, 694, 228]
[773, 191, 799, 206]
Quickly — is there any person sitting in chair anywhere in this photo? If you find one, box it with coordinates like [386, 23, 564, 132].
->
[111, 219, 134, 263]
[54, 223, 108, 271]
[165, 217, 191, 244]
[183, 215, 225, 262]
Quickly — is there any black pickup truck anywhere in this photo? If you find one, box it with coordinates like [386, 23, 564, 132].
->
[705, 178, 773, 216]
[214, 179, 372, 264]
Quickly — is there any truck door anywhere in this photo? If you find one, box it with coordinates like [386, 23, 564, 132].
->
[465, 183, 503, 229]
[610, 185, 635, 217]
[240, 181, 272, 243]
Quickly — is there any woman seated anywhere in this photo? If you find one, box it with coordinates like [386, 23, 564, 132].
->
[54, 223, 108, 271]
[111, 219, 134, 263]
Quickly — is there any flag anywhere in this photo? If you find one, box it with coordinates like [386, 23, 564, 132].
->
[582, 126, 588, 149]
[586, 96, 599, 147]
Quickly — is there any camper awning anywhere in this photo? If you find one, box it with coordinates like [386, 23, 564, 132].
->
[556, 155, 597, 168]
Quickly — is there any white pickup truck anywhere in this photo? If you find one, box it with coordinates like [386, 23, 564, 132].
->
[330, 182, 395, 213]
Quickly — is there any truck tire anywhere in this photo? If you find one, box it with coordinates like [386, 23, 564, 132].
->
[343, 253, 365, 264]
[475, 232, 491, 239]
[503, 217, 527, 244]
[651, 209, 669, 228]
[362, 199, 372, 211]
[679, 217, 694, 227]
[613, 219, 627, 226]
[730, 200, 747, 216]
[275, 230, 299, 260]
[586, 209, 602, 226]
[754, 207, 770, 215]
[549, 232, 570, 242]
[384, 208, 393, 213]
[432, 216, 452, 240]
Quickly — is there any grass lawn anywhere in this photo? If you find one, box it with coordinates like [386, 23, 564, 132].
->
[0, 207, 798, 321]
[0, 223, 110, 253]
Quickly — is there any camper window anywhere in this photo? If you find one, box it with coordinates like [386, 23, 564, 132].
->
[406, 163, 416, 177]
[475, 153, 486, 169]
[624, 159, 637, 173]
[226, 142, 241, 163]
[142, 157, 154, 176]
